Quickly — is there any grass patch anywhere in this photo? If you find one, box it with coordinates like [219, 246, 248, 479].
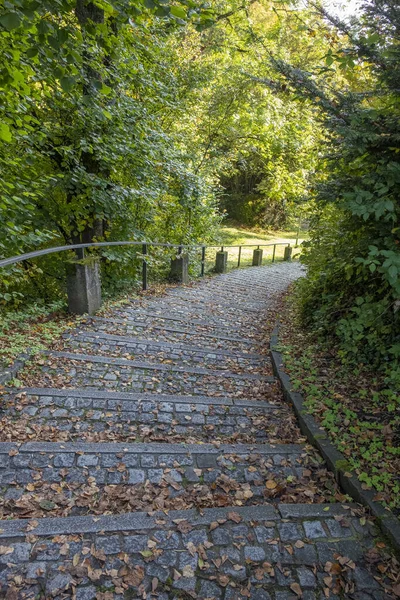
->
[216, 223, 307, 247]
[203, 224, 307, 271]
[278, 291, 400, 513]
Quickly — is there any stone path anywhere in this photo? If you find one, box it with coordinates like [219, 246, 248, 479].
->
[0, 264, 395, 599]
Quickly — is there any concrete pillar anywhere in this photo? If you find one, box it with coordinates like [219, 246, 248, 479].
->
[252, 248, 263, 266]
[170, 254, 189, 284]
[67, 258, 102, 314]
[215, 251, 228, 273]
[284, 246, 293, 261]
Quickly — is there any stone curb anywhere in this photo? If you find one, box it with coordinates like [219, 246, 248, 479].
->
[0, 503, 355, 540]
[270, 324, 400, 554]
[0, 441, 304, 455]
[66, 331, 265, 360]
[86, 316, 254, 344]
[47, 351, 276, 382]
[6, 387, 282, 409]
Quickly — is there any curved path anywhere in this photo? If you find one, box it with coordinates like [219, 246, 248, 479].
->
[0, 264, 392, 599]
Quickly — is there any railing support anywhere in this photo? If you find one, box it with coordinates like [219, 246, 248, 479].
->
[66, 256, 102, 315]
[272, 244, 276, 263]
[284, 244, 292, 261]
[142, 243, 148, 291]
[252, 248, 263, 266]
[215, 250, 228, 273]
[201, 245, 206, 277]
[170, 253, 189, 283]
[237, 246, 242, 268]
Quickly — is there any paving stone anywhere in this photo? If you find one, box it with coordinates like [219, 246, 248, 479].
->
[254, 526, 276, 543]
[153, 531, 181, 549]
[303, 520, 327, 539]
[182, 530, 208, 546]
[46, 573, 73, 594]
[279, 522, 302, 541]
[297, 566, 317, 588]
[211, 528, 232, 545]
[172, 576, 197, 592]
[250, 589, 272, 600]
[124, 535, 148, 552]
[75, 586, 98, 600]
[54, 454, 75, 467]
[95, 536, 121, 554]
[325, 518, 353, 538]
[77, 454, 99, 467]
[199, 579, 222, 599]
[128, 469, 145, 484]
[244, 546, 266, 561]
[25, 561, 46, 580]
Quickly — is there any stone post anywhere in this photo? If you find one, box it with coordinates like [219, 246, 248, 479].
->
[284, 245, 293, 261]
[252, 248, 263, 266]
[170, 253, 189, 284]
[66, 257, 102, 314]
[215, 251, 228, 273]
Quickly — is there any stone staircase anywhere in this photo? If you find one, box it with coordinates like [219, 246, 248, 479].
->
[0, 264, 391, 599]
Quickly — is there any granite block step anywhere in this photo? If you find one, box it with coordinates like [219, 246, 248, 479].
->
[63, 331, 269, 374]
[82, 315, 262, 353]
[109, 307, 263, 335]
[0, 504, 385, 600]
[35, 352, 277, 399]
[3, 388, 300, 445]
[0, 442, 340, 521]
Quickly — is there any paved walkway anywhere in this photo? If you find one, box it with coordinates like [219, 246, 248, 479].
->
[0, 264, 394, 599]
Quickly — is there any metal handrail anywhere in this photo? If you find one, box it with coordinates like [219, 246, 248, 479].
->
[0, 241, 291, 269]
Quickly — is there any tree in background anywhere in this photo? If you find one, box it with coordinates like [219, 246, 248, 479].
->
[261, 0, 399, 377]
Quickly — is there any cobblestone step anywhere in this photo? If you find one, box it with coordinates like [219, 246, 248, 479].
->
[83, 316, 261, 353]
[3, 388, 300, 445]
[111, 307, 263, 336]
[0, 440, 339, 520]
[63, 331, 269, 374]
[37, 352, 277, 399]
[160, 291, 268, 310]
[122, 298, 265, 319]
[0, 503, 385, 600]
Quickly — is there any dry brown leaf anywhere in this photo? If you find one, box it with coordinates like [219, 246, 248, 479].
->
[290, 582, 303, 597]
[266, 480, 277, 489]
[227, 511, 242, 523]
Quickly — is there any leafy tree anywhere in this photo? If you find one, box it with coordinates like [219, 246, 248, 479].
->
[261, 0, 400, 374]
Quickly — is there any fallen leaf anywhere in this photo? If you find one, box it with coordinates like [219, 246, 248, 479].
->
[290, 582, 303, 597]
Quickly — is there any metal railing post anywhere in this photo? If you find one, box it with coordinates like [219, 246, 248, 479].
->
[201, 245, 206, 277]
[237, 246, 242, 268]
[272, 244, 276, 263]
[142, 243, 148, 291]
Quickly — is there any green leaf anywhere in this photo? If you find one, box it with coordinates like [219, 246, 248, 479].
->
[170, 6, 187, 19]
[0, 12, 22, 31]
[26, 47, 39, 58]
[0, 123, 12, 143]
[60, 76, 76, 92]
